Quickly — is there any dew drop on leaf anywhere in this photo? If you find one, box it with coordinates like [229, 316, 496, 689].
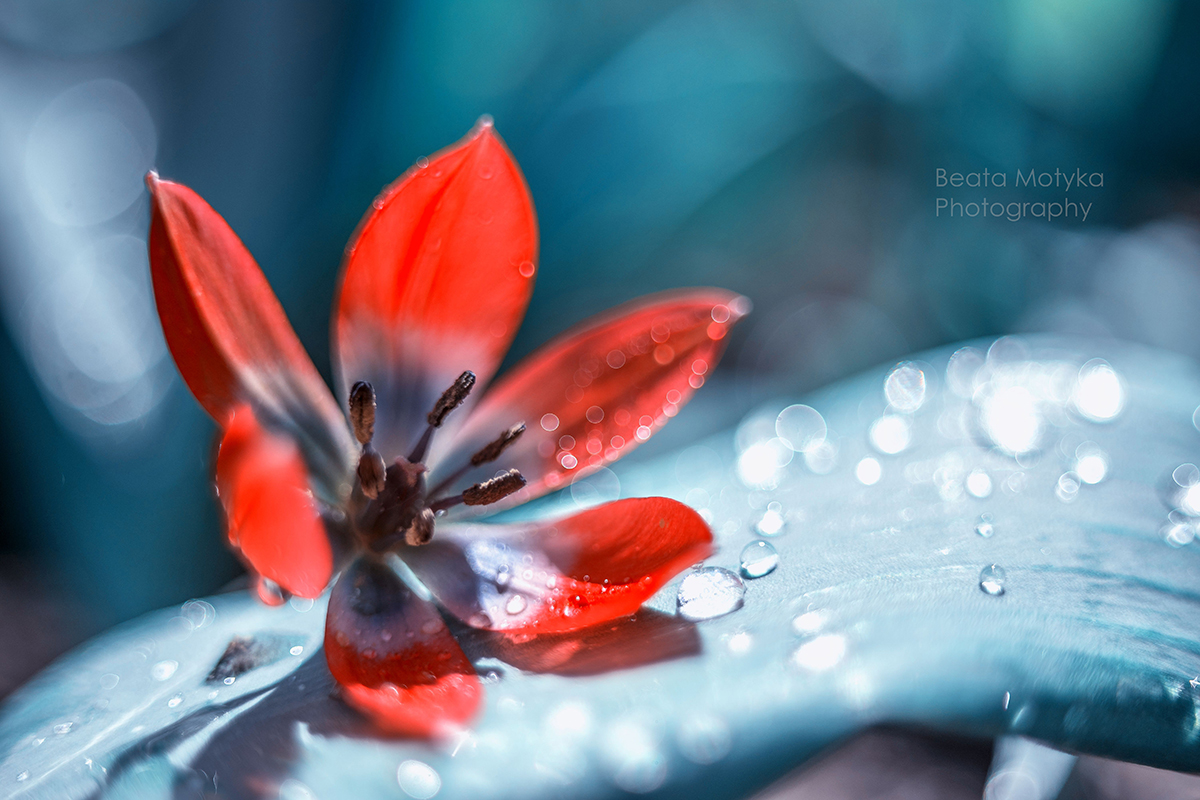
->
[676, 567, 745, 621]
[397, 759, 441, 799]
[975, 513, 995, 538]
[980, 565, 1007, 596]
[739, 541, 779, 579]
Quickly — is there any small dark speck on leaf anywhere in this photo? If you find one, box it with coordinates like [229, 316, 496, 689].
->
[207, 636, 278, 683]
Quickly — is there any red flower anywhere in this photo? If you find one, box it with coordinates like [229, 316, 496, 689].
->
[146, 118, 747, 738]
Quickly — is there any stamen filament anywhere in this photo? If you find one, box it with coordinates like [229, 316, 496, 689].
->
[408, 371, 476, 464]
[426, 422, 526, 498]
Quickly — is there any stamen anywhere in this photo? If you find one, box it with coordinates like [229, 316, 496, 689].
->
[428, 371, 476, 428]
[409, 371, 477, 464]
[471, 423, 525, 466]
[404, 508, 435, 546]
[426, 422, 527, 499]
[463, 469, 526, 506]
[356, 448, 386, 499]
[429, 469, 527, 512]
[349, 381, 376, 445]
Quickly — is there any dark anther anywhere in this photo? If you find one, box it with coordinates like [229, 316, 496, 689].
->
[463, 469, 526, 506]
[349, 381, 376, 445]
[428, 371, 476, 428]
[356, 448, 387, 499]
[471, 423, 525, 466]
[404, 507, 435, 546]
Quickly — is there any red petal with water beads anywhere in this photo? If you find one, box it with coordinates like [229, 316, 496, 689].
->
[147, 175, 355, 499]
[325, 557, 482, 738]
[216, 406, 333, 599]
[334, 119, 538, 463]
[432, 289, 748, 505]
[404, 497, 713, 634]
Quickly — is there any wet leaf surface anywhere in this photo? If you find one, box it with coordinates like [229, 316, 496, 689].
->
[3, 335, 1200, 799]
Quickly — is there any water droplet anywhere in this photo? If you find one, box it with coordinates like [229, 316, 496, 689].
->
[775, 404, 826, 453]
[290, 645, 304, 656]
[1073, 359, 1124, 421]
[279, 778, 318, 800]
[53, 722, 72, 735]
[884, 362, 926, 412]
[415, 156, 429, 169]
[1074, 443, 1108, 484]
[676, 567, 745, 621]
[150, 660, 177, 681]
[981, 386, 1042, 455]
[397, 759, 441, 799]
[677, 713, 732, 764]
[1056, 472, 1081, 503]
[223, 676, 236, 686]
[16, 771, 29, 781]
[804, 440, 838, 474]
[966, 469, 992, 498]
[791, 634, 847, 672]
[754, 502, 786, 536]
[975, 513, 995, 538]
[855, 457, 882, 486]
[180, 599, 216, 629]
[868, 414, 912, 455]
[1164, 519, 1196, 547]
[739, 541, 779, 579]
[979, 564, 1007, 595]
[99, 673, 119, 690]
[724, 630, 753, 655]
[289, 596, 314, 613]
[517, 260, 535, 277]
[505, 594, 527, 615]
[792, 610, 827, 634]
[167, 693, 182, 708]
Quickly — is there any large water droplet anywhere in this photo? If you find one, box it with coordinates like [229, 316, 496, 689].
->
[980, 565, 1007, 595]
[290, 645, 304, 656]
[53, 722, 72, 735]
[676, 567, 745, 621]
[505, 594, 527, 615]
[739, 541, 779, 579]
[167, 693, 182, 708]
[975, 513, 995, 538]
[884, 362, 926, 412]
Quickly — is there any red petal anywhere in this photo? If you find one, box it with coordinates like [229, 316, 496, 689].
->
[430, 289, 748, 504]
[147, 174, 355, 498]
[334, 119, 537, 462]
[216, 405, 333, 599]
[405, 497, 713, 634]
[325, 557, 482, 738]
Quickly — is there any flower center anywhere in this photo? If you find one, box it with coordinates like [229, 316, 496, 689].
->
[347, 374, 526, 551]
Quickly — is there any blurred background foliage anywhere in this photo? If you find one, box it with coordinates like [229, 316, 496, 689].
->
[0, 0, 1198, 691]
